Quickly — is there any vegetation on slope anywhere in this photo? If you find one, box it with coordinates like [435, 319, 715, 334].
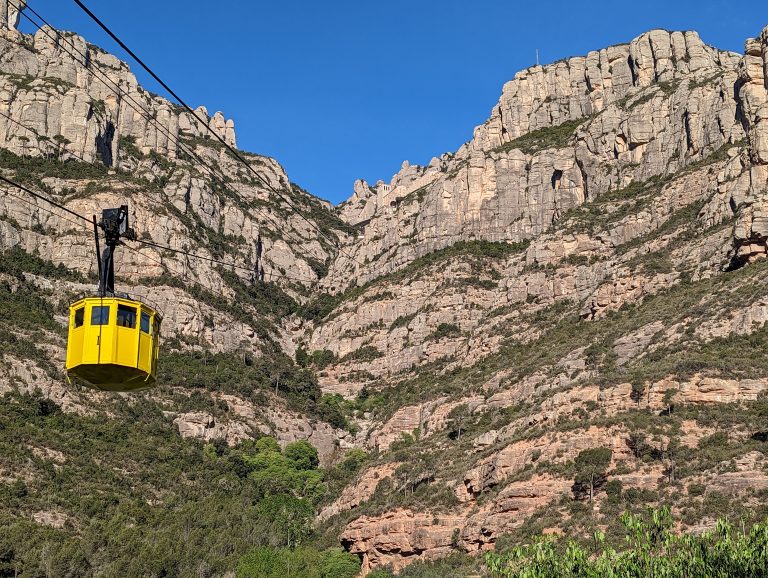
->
[0, 248, 76, 375]
[2, 25, 767, 578]
[0, 393, 361, 578]
[0, 246, 85, 282]
[486, 507, 768, 578]
[158, 349, 323, 416]
[0, 246, 336, 420]
[491, 119, 588, 155]
[144, 266, 300, 340]
[316, 252, 768, 552]
[0, 147, 108, 184]
[336, 256, 768, 425]
[300, 239, 530, 322]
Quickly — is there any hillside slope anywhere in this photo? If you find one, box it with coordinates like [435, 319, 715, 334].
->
[0, 14, 355, 454]
[0, 12, 360, 577]
[303, 24, 768, 574]
[0, 7, 768, 577]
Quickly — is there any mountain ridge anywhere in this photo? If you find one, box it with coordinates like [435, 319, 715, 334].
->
[1, 9, 768, 576]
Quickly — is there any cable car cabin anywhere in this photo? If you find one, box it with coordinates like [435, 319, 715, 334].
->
[66, 296, 161, 392]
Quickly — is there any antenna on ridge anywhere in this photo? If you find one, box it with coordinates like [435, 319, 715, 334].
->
[536, 48, 540, 66]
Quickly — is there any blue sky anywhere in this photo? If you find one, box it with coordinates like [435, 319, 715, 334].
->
[20, 1, 765, 204]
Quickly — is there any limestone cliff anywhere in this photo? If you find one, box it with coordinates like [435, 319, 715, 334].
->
[0, 0, 26, 31]
[326, 30, 747, 291]
[305, 27, 766, 394]
[0, 17, 235, 164]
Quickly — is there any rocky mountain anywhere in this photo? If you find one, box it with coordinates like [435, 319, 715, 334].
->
[1, 6, 768, 577]
[0, 12, 353, 437]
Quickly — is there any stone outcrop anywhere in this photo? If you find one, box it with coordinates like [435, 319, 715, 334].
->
[341, 510, 467, 574]
[474, 30, 738, 149]
[165, 392, 351, 466]
[0, 0, 26, 31]
[463, 426, 632, 497]
[309, 152, 736, 393]
[460, 476, 574, 552]
[170, 411, 253, 445]
[0, 353, 95, 415]
[336, 372, 768, 573]
[31, 509, 69, 529]
[731, 27, 768, 265]
[0, 24, 237, 167]
[704, 452, 768, 494]
[319, 463, 399, 521]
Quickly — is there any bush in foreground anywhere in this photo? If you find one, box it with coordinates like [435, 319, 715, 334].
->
[486, 507, 768, 578]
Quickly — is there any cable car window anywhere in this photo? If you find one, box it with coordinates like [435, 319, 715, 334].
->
[74, 307, 84, 328]
[140, 311, 151, 334]
[91, 306, 110, 325]
[117, 304, 137, 328]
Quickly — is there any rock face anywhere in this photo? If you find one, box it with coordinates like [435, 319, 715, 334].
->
[304, 25, 768, 395]
[0, 23, 236, 167]
[318, 463, 399, 521]
[324, 30, 744, 292]
[0, 14, 343, 357]
[166, 395, 348, 465]
[0, 0, 26, 30]
[732, 27, 768, 265]
[341, 510, 467, 574]
[474, 30, 735, 148]
[0, 3, 350, 520]
[334, 378, 768, 573]
[311, 24, 768, 575]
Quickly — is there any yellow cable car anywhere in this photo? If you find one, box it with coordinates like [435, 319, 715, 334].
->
[65, 206, 162, 392]
[66, 296, 161, 391]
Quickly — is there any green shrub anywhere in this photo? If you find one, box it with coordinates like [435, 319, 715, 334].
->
[486, 507, 768, 577]
[284, 440, 320, 471]
[390, 312, 418, 331]
[0, 147, 108, 180]
[688, 483, 705, 497]
[573, 447, 612, 501]
[341, 346, 383, 363]
[492, 118, 588, 155]
[236, 546, 359, 578]
[397, 552, 484, 577]
[0, 393, 335, 576]
[118, 135, 143, 159]
[316, 394, 348, 430]
[157, 349, 324, 419]
[605, 479, 623, 500]
[310, 349, 337, 369]
[429, 323, 462, 341]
